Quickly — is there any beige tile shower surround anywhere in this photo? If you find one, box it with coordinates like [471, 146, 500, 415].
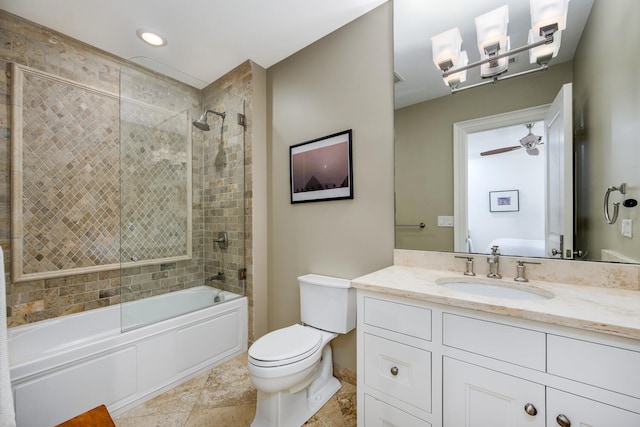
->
[0, 11, 258, 342]
[352, 250, 640, 340]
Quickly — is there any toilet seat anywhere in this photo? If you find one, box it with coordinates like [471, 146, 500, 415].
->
[249, 324, 322, 368]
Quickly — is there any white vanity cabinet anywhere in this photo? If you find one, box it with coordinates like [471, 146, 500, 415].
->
[356, 290, 640, 427]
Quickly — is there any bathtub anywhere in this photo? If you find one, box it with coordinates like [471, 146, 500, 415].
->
[8, 286, 247, 427]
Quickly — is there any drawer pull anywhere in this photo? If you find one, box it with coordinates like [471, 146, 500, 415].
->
[524, 403, 537, 416]
[390, 366, 399, 376]
[556, 414, 571, 427]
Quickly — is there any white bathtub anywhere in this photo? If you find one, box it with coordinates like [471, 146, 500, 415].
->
[8, 286, 247, 427]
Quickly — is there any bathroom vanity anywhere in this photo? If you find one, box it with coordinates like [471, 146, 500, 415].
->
[353, 251, 640, 427]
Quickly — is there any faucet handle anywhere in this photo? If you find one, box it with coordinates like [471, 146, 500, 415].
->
[455, 256, 476, 276]
[514, 260, 541, 282]
[491, 245, 500, 255]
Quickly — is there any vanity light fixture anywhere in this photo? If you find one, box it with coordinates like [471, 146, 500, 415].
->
[431, 0, 569, 92]
[431, 28, 469, 88]
[136, 29, 167, 47]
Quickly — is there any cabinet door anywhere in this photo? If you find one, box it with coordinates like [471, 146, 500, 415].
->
[443, 357, 545, 427]
[547, 388, 640, 427]
[364, 394, 431, 427]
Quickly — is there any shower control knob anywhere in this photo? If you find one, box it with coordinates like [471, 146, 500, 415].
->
[390, 366, 399, 376]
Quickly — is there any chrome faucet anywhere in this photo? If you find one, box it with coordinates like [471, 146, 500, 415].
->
[487, 245, 501, 278]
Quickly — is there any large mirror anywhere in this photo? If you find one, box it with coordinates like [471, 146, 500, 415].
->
[394, 0, 640, 263]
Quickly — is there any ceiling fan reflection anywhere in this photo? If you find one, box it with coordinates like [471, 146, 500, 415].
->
[480, 123, 542, 156]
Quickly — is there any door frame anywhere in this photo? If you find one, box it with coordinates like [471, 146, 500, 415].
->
[453, 105, 550, 252]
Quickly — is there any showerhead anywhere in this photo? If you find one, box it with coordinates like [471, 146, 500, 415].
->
[192, 109, 226, 131]
[193, 113, 210, 131]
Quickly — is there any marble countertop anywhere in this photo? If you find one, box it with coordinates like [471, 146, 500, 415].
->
[352, 265, 640, 341]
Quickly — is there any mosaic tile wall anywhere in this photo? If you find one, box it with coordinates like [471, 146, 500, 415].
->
[1, 12, 256, 332]
[19, 69, 120, 276]
[120, 105, 191, 262]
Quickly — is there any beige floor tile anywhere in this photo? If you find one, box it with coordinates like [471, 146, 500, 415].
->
[184, 404, 256, 427]
[116, 373, 209, 418]
[114, 411, 192, 427]
[114, 353, 357, 427]
[196, 354, 256, 409]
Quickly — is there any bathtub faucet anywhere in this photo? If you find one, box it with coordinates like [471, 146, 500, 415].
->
[207, 272, 226, 282]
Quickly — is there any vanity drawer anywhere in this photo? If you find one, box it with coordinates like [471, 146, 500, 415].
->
[364, 333, 432, 412]
[442, 313, 546, 371]
[547, 334, 640, 398]
[364, 394, 431, 427]
[363, 296, 431, 340]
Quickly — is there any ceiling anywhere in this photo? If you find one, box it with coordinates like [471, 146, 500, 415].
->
[394, 0, 595, 108]
[0, 0, 387, 88]
[1, 0, 595, 106]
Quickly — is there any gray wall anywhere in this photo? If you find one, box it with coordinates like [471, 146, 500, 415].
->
[266, 3, 394, 372]
[394, 62, 573, 251]
[573, 0, 640, 262]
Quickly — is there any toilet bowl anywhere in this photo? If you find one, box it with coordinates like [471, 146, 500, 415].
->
[248, 274, 356, 427]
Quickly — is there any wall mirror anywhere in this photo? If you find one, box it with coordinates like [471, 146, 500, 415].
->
[393, 0, 640, 264]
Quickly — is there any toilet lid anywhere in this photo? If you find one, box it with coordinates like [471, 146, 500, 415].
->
[249, 324, 322, 366]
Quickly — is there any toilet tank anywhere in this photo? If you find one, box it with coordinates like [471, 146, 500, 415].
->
[298, 274, 356, 334]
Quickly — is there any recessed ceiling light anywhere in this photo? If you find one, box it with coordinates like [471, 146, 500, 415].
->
[136, 29, 167, 47]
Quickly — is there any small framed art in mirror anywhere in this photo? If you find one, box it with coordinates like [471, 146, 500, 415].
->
[489, 190, 519, 212]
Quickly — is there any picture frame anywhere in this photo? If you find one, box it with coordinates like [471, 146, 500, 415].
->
[489, 190, 519, 212]
[290, 129, 353, 203]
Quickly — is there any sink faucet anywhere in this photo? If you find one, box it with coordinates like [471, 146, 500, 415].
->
[487, 245, 501, 279]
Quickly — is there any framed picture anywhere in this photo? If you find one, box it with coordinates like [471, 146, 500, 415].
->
[290, 130, 353, 203]
[489, 190, 519, 212]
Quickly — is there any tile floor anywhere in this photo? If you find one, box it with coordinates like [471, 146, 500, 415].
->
[114, 353, 357, 427]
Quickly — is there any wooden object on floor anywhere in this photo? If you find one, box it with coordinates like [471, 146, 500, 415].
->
[55, 404, 115, 427]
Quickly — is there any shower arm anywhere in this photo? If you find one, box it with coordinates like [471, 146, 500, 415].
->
[205, 110, 226, 120]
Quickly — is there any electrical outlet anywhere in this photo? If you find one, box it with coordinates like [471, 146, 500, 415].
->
[438, 216, 454, 227]
[621, 219, 633, 238]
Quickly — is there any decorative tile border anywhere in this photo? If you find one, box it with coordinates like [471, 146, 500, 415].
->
[10, 63, 192, 282]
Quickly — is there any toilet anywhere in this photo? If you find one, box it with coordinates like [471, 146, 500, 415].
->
[248, 274, 356, 427]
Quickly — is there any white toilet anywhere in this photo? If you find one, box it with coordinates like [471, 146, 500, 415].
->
[248, 274, 356, 427]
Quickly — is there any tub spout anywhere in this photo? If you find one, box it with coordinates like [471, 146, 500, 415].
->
[207, 272, 226, 282]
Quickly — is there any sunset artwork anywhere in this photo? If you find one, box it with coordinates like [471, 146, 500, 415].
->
[290, 130, 353, 203]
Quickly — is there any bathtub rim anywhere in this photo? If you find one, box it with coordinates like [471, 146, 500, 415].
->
[9, 292, 248, 382]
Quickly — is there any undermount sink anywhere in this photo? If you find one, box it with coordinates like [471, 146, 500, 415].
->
[436, 278, 554, 301]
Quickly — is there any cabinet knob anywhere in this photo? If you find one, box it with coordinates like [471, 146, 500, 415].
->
[523, 403, 537, 416]
[390, 366, 399, 376]
[556, 414, 571, 427]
